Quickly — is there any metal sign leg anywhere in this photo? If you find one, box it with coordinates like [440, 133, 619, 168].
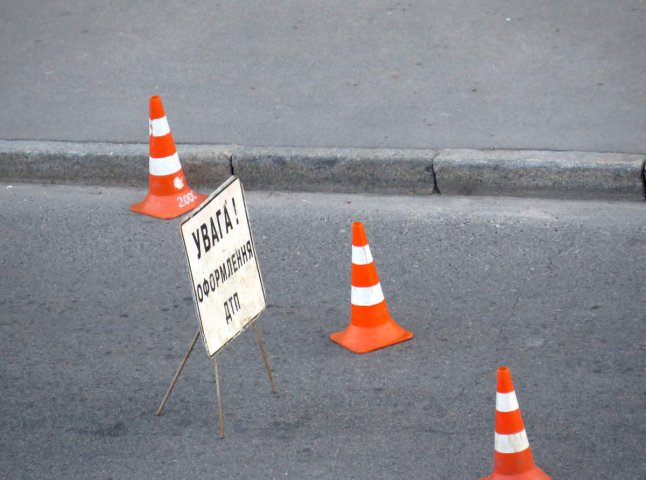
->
[213, 354, 225, 439]
[155, 329, 200, 416]
[253, 322, 277, 394]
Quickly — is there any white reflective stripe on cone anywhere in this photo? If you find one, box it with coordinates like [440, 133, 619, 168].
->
[496, 391, 520, 413]
[149, 153, 181, 176]
[149, 116, 171, 137]
[494, 430, 530, 454]
[351, 284, 385, 307]
[352, 245, 373, 265]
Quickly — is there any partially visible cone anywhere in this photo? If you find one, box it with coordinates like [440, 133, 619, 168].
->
[130, 95, 206, 219]
[330, 221, 413, 354]
[481, 366, 551, 480]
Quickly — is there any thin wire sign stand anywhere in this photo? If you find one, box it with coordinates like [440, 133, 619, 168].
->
[155, 322, 276, 438]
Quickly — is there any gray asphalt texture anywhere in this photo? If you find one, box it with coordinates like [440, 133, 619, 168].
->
[2, 1, 645, 153]
[1, 183, 645, 479]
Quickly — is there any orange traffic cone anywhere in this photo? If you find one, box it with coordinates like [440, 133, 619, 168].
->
[481, 366, 551, 480]
[330, 221, 413, 353]
[130, 95, 207, 219]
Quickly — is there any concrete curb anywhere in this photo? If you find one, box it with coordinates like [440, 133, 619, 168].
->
[434, 149, 646, 202]
[0, 140, 233, 188]
[232, 146, 437, 194]
[1, 140, 644, 201]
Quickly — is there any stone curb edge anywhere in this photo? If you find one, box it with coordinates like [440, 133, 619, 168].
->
[1, 140, 644, 201]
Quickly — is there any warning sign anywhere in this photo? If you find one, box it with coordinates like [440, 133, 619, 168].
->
[180, 176, 266, 357]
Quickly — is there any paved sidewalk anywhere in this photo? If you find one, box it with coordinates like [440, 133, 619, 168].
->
[1, 1, 645, 153]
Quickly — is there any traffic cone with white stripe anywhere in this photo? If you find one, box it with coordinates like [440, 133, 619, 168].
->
[481, 366, 551, 480]
[130, 95, 207, 219]
[330, 221, 413, 353]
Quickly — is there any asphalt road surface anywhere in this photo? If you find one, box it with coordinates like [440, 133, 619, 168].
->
[1, 183, 645, 479]
[2, 1, 645, 153]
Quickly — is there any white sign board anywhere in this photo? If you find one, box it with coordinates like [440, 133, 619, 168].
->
[180, 176, 266, 357]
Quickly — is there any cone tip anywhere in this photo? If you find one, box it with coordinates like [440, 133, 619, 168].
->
[497, 365, 515, 393]
[352, 221, 368, 246]
[149, 95, 166, 119]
